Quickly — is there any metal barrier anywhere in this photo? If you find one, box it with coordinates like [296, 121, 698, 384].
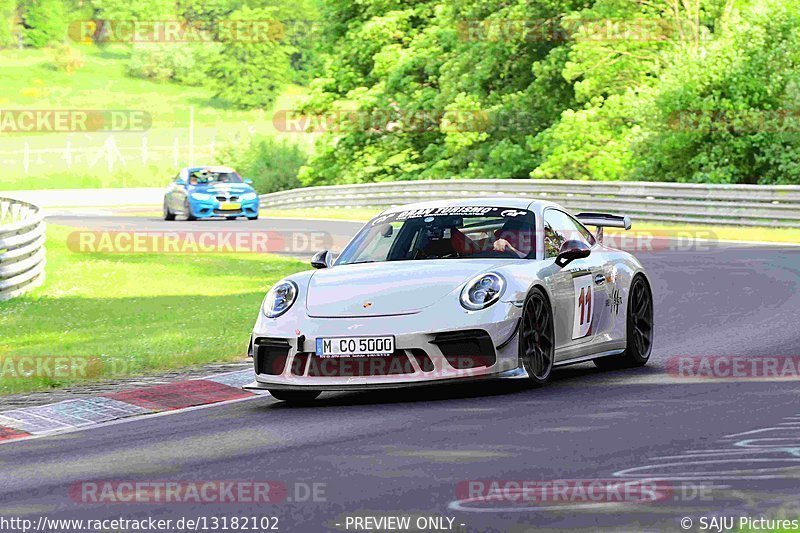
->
[260, 180, 800, 227]
[0, 198, 46, 301]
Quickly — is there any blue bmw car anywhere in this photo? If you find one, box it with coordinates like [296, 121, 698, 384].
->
[163, 166, 260, 221]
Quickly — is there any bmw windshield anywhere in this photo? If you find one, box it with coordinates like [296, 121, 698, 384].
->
[188, 170, 243, 185]
[336, 206, 536, 264]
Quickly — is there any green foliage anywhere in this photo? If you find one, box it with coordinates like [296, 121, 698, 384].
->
[21, 0, 66, 48]
[48, 42, 85, 72]
[0, 0, 16, 48]
[206, 6, 292, 109]
[85, 0, 176, 19]
[633, 1, 800, 184]
[127, 43, 221, 85]
[218, 135, 307, 193]
[300, 0, 800, 185]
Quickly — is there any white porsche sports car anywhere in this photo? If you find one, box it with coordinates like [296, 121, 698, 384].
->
[245, 198, 653, 403]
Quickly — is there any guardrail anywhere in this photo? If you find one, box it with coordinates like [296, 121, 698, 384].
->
[260, 180, 800, 227]
[0, 198, 46, 301]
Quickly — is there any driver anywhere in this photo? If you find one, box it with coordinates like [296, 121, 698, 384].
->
[492, 219, 534, 258]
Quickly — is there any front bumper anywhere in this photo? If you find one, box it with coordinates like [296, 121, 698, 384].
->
[190, 197, 260, 218]
[247, 302, 525, 390]
[244, 366, 528, 392]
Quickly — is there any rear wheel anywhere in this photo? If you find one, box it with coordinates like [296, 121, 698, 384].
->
[268, 389, 321, 404]
[595, 274, 653, 369]
[247, 213, 259, 221]
[163, 200, 175, 221]
[226, 216, 238, 220]
[519, 288, 555, 386]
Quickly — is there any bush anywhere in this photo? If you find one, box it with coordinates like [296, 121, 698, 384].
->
[218, 136, 307, 194]
[49, 44, 85, 73]
[127, 43, 221, 85]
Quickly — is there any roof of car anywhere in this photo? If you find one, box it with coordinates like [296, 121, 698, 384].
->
[380, 197, 560, 214]
[186, 165, 236, 173]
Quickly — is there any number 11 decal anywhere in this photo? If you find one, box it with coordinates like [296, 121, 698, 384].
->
[572, 274, 594, 339]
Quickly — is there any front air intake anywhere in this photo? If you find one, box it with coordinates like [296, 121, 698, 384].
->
[254, 338, 291, 375]
[431, 330, 496, 369]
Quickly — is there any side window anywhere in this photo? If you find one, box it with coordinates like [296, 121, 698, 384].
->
[543, 219, 563, 258]
[543, 210, 594, 258]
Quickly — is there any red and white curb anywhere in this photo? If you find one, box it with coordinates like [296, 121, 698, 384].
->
[0, 370, 266, 443]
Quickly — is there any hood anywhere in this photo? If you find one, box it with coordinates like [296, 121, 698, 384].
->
[305, 259, 513, 318]
[190, 183, 254, 195]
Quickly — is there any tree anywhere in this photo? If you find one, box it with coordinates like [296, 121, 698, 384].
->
[206, 6, 292, 109]
[21, 0, 66, 48]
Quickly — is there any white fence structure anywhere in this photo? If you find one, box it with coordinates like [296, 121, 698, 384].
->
[0, 137, 218, 175]
[0, 198, 45, 301]
[259, 180, 800, 227]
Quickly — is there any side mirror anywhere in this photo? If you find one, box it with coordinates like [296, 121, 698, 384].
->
[175, 178, 186, 186]
[311, 250, 332, 269]
[244, 178, 253, 184]
[555, 240, 591, 268]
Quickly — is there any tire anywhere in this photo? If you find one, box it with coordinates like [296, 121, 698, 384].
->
[247, 214, 259, 221]
[519, 287, 555, 386]
[594, 274, 654, 370]
[184, 199, 197, 221]
[268, 389, 321, 404]
[163, 200, 176, 221]
[226, 216, 238, 220]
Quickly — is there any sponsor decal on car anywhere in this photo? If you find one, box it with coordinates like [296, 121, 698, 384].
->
[606, 289, 622, 315]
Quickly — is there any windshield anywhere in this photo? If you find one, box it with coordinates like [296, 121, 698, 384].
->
[337, 206, 537, 264]
[187, 169, 243, 185]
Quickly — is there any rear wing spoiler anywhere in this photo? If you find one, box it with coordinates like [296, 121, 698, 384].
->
[576, 212, 632, 242]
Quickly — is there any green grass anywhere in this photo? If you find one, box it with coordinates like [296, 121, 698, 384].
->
[0, 224, 307, 394]
[0, 45, 311, 190]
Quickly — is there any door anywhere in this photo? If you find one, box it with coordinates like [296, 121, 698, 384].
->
[542, 209, 609, 355]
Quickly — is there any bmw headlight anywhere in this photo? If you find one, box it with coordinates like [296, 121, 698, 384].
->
[262, 280, 298, 318]
[191, 192, 212, 201]
[460, 272, 505, 310]
[242, 192, 258, 200]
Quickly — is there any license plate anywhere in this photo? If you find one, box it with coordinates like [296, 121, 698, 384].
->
[315, 336, 395, 358]
[219, 202, 241, 210]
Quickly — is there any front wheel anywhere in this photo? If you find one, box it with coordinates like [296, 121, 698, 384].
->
[247, 214, 259, 221]
[268, 389, 321, 404]
[519, 288, 555, 386]
[595, 274, 653, 370]
[184, 199, 197, 221]
[163, 200, 175, 221]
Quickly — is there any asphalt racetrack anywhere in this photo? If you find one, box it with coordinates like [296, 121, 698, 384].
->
[1, 212, 799, 532]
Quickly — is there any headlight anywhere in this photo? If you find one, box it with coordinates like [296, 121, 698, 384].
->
[191, 192, 212, 201]
[242, 192, 258, 200]
[460, 272, 505, 310]
[262, 280, 298, 318]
